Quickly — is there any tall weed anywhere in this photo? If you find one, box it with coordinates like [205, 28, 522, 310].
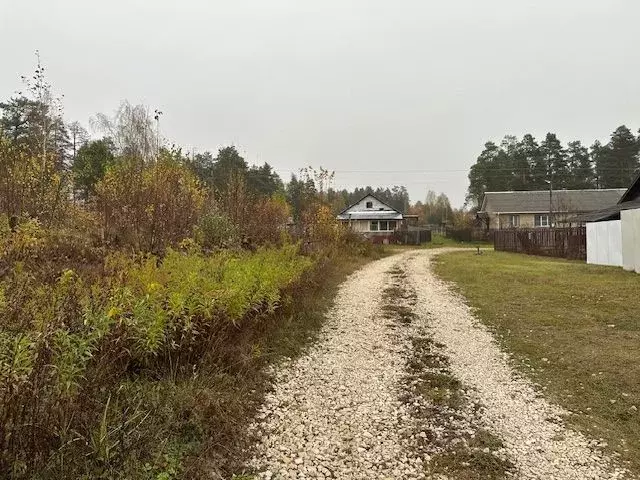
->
[0, 241, 312, 478]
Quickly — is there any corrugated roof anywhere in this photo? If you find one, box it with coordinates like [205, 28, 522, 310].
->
[337, 212, 403, 220]
[480, 189, 626, 214]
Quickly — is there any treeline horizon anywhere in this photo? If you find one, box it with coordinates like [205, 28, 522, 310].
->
[0, 55, 425, 241]
[466, 126, 640, 208]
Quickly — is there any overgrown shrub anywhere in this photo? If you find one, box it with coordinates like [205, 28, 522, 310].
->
[0, 212, 104, 284]
[0, 243, 312, 478]
[195, 213, 240, 250]
[96, 154, 205, 253]
[241, 194, 291, 246]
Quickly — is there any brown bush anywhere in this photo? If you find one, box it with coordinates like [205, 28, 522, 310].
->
[96, 154, 205, 253]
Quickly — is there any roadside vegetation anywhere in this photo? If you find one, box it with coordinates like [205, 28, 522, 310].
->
[0, 56, 385, 479]
[434, 251, 640, 474]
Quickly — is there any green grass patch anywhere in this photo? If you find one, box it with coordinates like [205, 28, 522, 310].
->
[430, 429, 511, 480]
[434, 250, 640, 474]
[426, 233, 492, 249]
[385, 233, 491, 250]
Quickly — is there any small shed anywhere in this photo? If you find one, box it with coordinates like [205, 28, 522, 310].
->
[578, 174, 640, 272]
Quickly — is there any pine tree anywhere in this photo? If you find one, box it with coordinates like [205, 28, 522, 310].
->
[466, 142, 511, 207]
[541, 133, 569, 189]
[566, 140, 594, 189]
[591, 140, 606, 188]
[598, 126, 639, 188]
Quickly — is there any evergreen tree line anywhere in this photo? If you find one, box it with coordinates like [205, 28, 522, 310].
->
[466, 126, 640, 208]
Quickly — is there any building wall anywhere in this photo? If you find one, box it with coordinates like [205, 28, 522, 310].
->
[488, 213, 537, 228]
[487, 212, 576, 229]
[586, 220, 623, 267]
[342, 219, 399, 233]
[348, 220, 370, 233]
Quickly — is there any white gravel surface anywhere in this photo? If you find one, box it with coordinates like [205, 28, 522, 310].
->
[248, 254, 424, 479]
[407, 250, 628, 480]
[248, 250, 629, 480]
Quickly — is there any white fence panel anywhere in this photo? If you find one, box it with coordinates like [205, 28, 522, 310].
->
[586, 220, 622, 267]
[621, 209, 637, 271]
[608, 220, 623, 267]
[629, 209, 640, 273]
[586, 223, 598, 264]
[597, 222, 609, 265]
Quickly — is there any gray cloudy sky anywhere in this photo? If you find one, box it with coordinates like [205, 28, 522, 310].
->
[2, 0, 639, 206]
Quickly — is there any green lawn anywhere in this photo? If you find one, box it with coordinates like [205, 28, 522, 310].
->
[426, 233, 491, 249]
[384, 233, 491, 251]
[433, 251, 640, 474]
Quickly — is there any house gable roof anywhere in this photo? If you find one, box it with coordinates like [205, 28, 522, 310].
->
[479, 189, 626, 214]
[337, 193, 401, 215]
[619, 172, 640, 204]
[336, 193, 403, 221]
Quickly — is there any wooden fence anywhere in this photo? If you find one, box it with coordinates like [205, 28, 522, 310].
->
[445, 228, 493, 243]
[493, 227, 586, 260]
[394, 229, 432, 245]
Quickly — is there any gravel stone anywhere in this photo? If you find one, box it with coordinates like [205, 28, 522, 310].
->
[247, 250, 631, 480]
[249, 254, 423, 479]
[407, 250, 630, 480]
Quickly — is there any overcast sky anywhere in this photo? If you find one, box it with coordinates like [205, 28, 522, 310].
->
[2, 0, 639, 206]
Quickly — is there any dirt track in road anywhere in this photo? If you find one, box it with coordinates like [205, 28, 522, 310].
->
[247, 250, 628, 480]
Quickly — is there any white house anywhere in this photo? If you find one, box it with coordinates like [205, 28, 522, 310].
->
[580, 174, 640, 271]
[336, 194, 404, 242]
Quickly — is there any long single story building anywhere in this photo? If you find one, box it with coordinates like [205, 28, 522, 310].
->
[478, 189, 626, 229]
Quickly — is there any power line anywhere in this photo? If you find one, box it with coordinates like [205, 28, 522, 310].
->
[273, 166, 633, 174]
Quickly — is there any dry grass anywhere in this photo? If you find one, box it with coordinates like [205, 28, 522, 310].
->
[434, 250, 640, 474]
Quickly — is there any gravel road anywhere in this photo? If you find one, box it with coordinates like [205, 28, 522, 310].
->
[247, 250, 629, 480]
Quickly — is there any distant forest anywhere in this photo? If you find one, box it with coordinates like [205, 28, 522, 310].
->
[466, 126, 640, 208]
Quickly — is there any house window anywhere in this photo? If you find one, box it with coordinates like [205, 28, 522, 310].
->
[366, 201, 373, 208]
[534, 214, 550, 227]
[510, 215, 520, 227]
[369, 220, 397, 231]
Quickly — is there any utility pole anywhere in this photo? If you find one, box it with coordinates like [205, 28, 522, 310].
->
[154, 109, 163, 158]
[545, 179, 553, 227]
